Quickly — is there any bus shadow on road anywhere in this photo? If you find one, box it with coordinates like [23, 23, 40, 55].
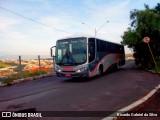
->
[63, 77, 93, 83]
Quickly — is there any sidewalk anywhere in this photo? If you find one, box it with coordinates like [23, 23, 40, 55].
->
[118, 88, 160, 120]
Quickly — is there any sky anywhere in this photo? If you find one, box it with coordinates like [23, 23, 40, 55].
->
[0, 0, 159, 56]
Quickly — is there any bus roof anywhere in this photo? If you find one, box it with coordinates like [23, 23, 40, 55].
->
[57, 34, 122, 46]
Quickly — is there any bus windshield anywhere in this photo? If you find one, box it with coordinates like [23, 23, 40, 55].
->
[55, 37, 87, 65]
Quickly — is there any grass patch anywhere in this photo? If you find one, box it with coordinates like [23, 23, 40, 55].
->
[23, 70, 47, 78]
[2, 74, 20, 85]
[0, 61, 11, 68]
[156, 59, 160, 72]
[2, 70, 48, 85]
[152, 59, 160, 73]
[29, 70, 47, 77]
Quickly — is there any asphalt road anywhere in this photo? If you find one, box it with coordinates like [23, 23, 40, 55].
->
[0, 61, 160, 120]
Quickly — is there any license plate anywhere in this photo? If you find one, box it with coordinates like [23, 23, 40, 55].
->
[66, 74, 71, 77]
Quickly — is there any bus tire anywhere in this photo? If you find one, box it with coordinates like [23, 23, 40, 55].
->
[98, 65, 103, 76]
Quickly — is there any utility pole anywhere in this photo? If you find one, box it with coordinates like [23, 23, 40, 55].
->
[38, 55, 41, 74]
[19, 56, 23, 79]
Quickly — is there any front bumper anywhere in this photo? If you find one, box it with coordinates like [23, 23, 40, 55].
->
[56, 70, 89, 78]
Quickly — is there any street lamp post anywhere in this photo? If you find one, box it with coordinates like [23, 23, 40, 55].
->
[95, 28, 97, 38]
[82, 20, 109, 37]
[82, 21, 109, 63]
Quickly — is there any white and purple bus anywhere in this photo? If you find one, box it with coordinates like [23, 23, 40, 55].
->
[51, 36, 125, 78]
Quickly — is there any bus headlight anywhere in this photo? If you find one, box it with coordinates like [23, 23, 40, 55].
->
[76, 67, 87, 73]
[58, 69, 61, 72]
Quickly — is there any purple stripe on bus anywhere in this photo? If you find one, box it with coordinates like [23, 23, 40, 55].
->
[89, 53, 122, 77]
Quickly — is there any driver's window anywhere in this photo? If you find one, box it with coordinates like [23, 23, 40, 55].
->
[58, 49, 62, 60]
[89, 38, 95, 63]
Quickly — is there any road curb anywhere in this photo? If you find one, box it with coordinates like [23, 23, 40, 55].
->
[102, 69, 160, 120]
[0, 73, 55, 87]
[102, 84, 160, 120]
[145, 69, 160, 75]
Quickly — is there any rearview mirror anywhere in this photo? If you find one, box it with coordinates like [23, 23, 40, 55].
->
[50, 46, 56, 57]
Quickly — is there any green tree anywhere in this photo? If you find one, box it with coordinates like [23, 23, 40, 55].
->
[122, 3, 160, 69]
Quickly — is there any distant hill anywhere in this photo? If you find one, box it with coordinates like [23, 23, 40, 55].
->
[0, 55, 51, 60]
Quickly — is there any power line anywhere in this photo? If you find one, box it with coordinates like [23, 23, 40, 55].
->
[0, 6, 71, 34]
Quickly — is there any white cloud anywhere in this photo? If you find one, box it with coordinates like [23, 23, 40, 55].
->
[0, 16, 19, 31]
[81, 0, 132, 53]
[94, 0, 130, 19]
[82, 1, 130, 38]
[0, 15, 71, 55]
[39, 16, 71, 29]
[0, 0, 134, 55]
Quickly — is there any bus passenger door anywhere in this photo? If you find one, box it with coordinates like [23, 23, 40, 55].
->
[89, 38, 95, 63]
